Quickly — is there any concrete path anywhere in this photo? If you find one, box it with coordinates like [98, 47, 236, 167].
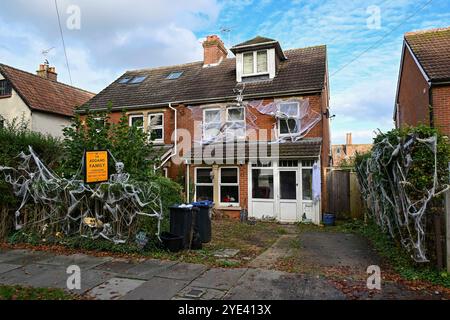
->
[0, 248, 345, 300]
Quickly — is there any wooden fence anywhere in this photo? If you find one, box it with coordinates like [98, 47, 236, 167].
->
[326, 168, 363, 219]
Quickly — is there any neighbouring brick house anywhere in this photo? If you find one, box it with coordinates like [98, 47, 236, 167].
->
[394, 27, 450, 136]
[80, 35, 331, 224]
[0, 62, 94, 137]
[332, 133, 372, 167]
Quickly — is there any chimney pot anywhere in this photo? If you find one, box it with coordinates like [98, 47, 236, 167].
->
[36, 64, 57, 82]
[203, 35, 228, 67]
[346, 133, 352, 145]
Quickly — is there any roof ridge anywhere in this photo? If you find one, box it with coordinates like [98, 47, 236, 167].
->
[124, 45, 326, 75]
[0, 63, 95, 95]
[126, 60, 204, 74]
[405, 26, 450, 36]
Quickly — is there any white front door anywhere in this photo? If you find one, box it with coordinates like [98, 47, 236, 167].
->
[278, 169, 299, 222]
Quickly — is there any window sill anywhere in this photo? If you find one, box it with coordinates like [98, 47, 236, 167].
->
[0, 95, 12, 99]
[217, 206, 241, 210]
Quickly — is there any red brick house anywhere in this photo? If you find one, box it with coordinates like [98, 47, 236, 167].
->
[394, 27, 450, 136]
[80, 35, 331, 224]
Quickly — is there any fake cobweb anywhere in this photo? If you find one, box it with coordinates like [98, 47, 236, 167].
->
[187, 87, 321, 145]
[355, 133, 449, 263]
[0, 146, 163, 245]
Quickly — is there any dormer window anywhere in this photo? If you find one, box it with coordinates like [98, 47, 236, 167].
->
[231, 36, 287, 83]
[243, 50, 268, 76]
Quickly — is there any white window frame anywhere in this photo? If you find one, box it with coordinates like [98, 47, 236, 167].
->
[242, 50, 269, 77]
[278, 102, 301, 137]
[203, 108, 222, 142]
[129, 114, 144, 131]
[219, 167, 240, 207]
[148, 113, 164, 144]
[251, 162, 275, 201]
[301, 160, 314, 202]
[93, 117, 105, 133]
[195, 167, 214, 202]
[225, 106, 246, 140]
[163, 167, 169, 178]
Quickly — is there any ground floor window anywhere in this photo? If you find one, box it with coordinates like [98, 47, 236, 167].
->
[220, 167, 239, 205]
[195, 168, 213, 201]
[252, 168, 274, 199]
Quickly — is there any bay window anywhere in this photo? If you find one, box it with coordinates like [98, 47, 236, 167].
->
[220, 167, 239, 205]
[148, 113, 164, 143]
[195, 168, 213, 201]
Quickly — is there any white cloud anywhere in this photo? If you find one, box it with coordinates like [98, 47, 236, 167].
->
[0, 0, 221, 92]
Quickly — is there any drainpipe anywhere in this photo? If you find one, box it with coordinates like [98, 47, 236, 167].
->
[428, 82, 434, 128]
[155, 103, 178, 170]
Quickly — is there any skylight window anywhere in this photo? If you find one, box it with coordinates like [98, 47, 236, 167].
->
[166, 71, 183, 80]
[129, 76, 147, 84]
[118, 77, 131, 84]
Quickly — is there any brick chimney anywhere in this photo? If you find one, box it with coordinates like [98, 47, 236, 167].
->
[36, 62, 58, 82]
[203, 35, 228, 67]
[346, 133, 353, 145]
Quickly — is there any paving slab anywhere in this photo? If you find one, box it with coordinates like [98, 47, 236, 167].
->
[124, 259, 178, 280]
[36, 253, 112, 270]
[224, 268, 345, 300]
[0, 263, 116, 294]
[87, 277, 146, 300]
[94, 258, 139, 274]
[0, 249, 53, 265]
[213, 249, 240, 258]
[0, 263, 22, 274]
[249, 235, 296, 268]
[190, 268, 248, 291]
[157, 263, 207, 281]
[121, 277, 189, 300]
[176, 286, 227, 300]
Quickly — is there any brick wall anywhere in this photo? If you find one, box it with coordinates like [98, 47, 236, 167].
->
[432, 85, 450, 137]
[397, 46, 430, 128]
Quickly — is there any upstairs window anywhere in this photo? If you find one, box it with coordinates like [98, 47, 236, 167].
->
[0, 80, 12, 97]
[148, 113, 164, 143]
[203, 109, 222, 141]
[129, 115, 144, 131]
[226, 107, 246, 140]
[243, 50, 268, 76]
[278, 102, 300, 136]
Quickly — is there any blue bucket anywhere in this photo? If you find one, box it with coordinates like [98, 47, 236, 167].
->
[323, 213, 336, 226]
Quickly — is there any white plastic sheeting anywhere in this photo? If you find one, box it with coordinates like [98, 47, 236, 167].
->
[188, 88, 322, 145]
[0, 146, 163, 244]
[356, 134, 449, 263]
[312, 162, 321, 203]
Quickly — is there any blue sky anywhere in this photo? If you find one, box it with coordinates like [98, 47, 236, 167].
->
[0, 0, 449, 143]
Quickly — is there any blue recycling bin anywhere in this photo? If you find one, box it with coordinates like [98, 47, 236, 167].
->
[191, 201, 214, 243]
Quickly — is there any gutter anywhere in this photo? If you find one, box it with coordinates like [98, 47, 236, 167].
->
[75, 88, 323, 114]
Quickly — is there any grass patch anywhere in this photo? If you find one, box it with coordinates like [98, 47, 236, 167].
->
[0, 285, 77, 300]
[5, 219, 284, 268]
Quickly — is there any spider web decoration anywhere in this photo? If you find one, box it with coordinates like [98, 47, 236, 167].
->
[0, 146, 163, 244]
[355, 134, 449, 263]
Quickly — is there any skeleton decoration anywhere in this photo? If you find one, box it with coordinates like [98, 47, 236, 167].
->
[187, 87, 322, 145]
[355, 134, 449, 263]
[0, 146, 163, 245]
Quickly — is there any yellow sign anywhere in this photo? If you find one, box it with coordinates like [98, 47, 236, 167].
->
[85, 151, 109, 184]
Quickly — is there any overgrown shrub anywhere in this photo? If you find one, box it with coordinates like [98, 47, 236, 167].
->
[355, 125, 450, 266]
[0, 119, 62, 240]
